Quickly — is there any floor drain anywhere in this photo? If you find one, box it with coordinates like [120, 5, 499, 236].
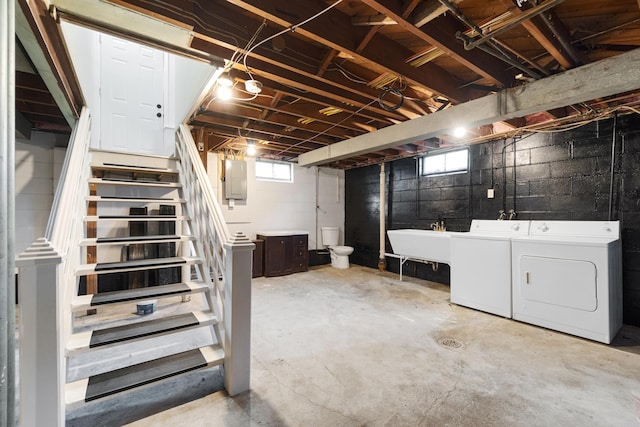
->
[438, 337, 463, 349]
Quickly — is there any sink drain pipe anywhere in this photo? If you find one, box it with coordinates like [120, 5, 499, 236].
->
[379, 162, 386, 271]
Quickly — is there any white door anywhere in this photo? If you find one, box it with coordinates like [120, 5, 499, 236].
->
[100, 35, 165, 154]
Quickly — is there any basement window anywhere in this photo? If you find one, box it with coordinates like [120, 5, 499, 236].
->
[420, 148, 469, 176]
[255, 159, 293, 182]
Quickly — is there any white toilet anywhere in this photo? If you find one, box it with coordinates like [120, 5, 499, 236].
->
[321, 227, 354, 269]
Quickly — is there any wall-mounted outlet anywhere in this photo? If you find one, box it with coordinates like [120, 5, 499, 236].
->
[487, 188, 495, 199]
[197, 142, 205, 151]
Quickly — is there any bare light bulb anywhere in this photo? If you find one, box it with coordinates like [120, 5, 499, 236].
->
[453, 127, 467, 138]
[247, 142, 256, 156]
[217, 85, 232, 100]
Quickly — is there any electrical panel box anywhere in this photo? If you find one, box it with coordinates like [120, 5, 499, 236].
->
[224, 159, 247, 200]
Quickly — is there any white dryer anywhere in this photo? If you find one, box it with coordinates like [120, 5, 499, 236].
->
[511, 221, 622, 344]
[450, 220, 530, 318]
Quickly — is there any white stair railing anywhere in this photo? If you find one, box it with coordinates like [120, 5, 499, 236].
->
[16, 107, 92, 427]
[175, 124, 254, 396]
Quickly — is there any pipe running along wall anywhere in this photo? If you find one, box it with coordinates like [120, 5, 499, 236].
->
[379, 162, 386, 271]
[0, 0, 16, 424]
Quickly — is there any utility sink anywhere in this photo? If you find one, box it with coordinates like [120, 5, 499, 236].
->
[387, 229, 461, 264]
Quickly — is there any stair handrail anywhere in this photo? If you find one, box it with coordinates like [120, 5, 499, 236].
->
[175, 125, 253, 395]
[45, 106, 91, 246]
[176, 124, 230, 243]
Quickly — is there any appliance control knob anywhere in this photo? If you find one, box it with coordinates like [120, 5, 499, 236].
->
[511, 224, 520, 231]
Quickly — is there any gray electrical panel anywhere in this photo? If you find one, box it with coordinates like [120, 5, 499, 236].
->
[224, 159, 247, 199]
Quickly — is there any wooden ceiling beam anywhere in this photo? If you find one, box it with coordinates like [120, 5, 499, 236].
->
[299, 48, 640, 166]
[192, 114, 336, 147]
[413, 0, 462, 27]
[219, 0, 472, 102]
[361, 0, 516, 86]
[190, 37, 418, 121]
[497, 0, 585, 69]
[203, 103, 358, 140]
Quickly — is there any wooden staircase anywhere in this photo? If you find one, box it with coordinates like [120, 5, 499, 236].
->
[17, 118, 252, 426]
[65, 154, 224, 405]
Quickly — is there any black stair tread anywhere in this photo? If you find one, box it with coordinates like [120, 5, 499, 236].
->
[76, 257, 199, 276]
[90, 313, 201, 348]
[96, 235, 180, 243]
[93, 162, 177, 173]
[92, 195, 177, 200]
[92, 177, 174, 184]
[81, 282, 202, 307]
[80, 235, 194, 247]
[88, 178, 180, 187]
[84, 349, 207, 401]
[95, 257, 187, 271]
[86, 196, 185, 204]
[96, 215, 177, 219]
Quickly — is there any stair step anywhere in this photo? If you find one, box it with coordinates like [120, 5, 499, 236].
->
[86, 196, 185, 204]
[67, 311, 217, 353]
[91, 163, 178, 176]
[66, 346, 224, 403]
[71, 282, 209, 311]
[82, 215, 188, 222]
[88, 177, 181, 188]
[76, 256, 201, 276]
[80, 235, 194, 246]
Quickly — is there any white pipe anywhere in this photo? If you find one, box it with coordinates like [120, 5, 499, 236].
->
[379, 162, 386, 270]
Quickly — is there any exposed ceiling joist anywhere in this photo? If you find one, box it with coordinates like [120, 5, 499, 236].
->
[298, 47, 640, 166]
[361, 0, 517, 86]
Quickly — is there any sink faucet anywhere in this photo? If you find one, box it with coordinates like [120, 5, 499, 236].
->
[430, 218, 446, 231]
[508, 209, 517, 220]
[498, 210, 506, 220]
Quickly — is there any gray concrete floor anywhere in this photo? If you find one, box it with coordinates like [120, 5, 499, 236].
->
[66, 265, 640, 426]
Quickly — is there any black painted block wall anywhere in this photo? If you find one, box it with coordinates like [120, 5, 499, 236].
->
[345, 115, 640, 326]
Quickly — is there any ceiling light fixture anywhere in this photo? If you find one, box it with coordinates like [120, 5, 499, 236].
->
[217, 85, 232, 100]
[453, 127, 467, 138]
[217, 72, 233, 87]
[246, 141, 257, 156]
[244, 79, 263, 94]
[215, 72, 234, 100]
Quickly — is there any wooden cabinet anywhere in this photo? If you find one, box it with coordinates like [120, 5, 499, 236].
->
[257, 233, 308, 277]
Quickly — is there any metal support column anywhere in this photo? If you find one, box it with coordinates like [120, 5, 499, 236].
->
[0, 0, 16, 425]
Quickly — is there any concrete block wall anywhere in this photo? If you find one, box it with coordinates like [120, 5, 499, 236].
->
[345, 115, 640, 326]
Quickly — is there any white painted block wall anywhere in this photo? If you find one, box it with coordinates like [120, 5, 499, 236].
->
[207, 153, 345, 250]
[15, 132, 68, 254]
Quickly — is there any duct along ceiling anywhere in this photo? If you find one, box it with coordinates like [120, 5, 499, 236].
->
[18, 0, 640, 168]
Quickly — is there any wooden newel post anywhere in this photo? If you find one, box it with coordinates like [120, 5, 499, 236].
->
[16, 238, 65, 427]
[222, 232, 255, 396]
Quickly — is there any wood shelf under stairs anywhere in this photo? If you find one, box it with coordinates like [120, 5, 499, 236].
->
[64, 155, 224, 406]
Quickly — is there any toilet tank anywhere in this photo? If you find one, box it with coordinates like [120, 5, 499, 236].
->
[321, 227, 340, 246]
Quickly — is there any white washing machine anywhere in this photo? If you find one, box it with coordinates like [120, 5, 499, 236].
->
[450, 220, 531, 318]
[511, 221, 622, 344]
